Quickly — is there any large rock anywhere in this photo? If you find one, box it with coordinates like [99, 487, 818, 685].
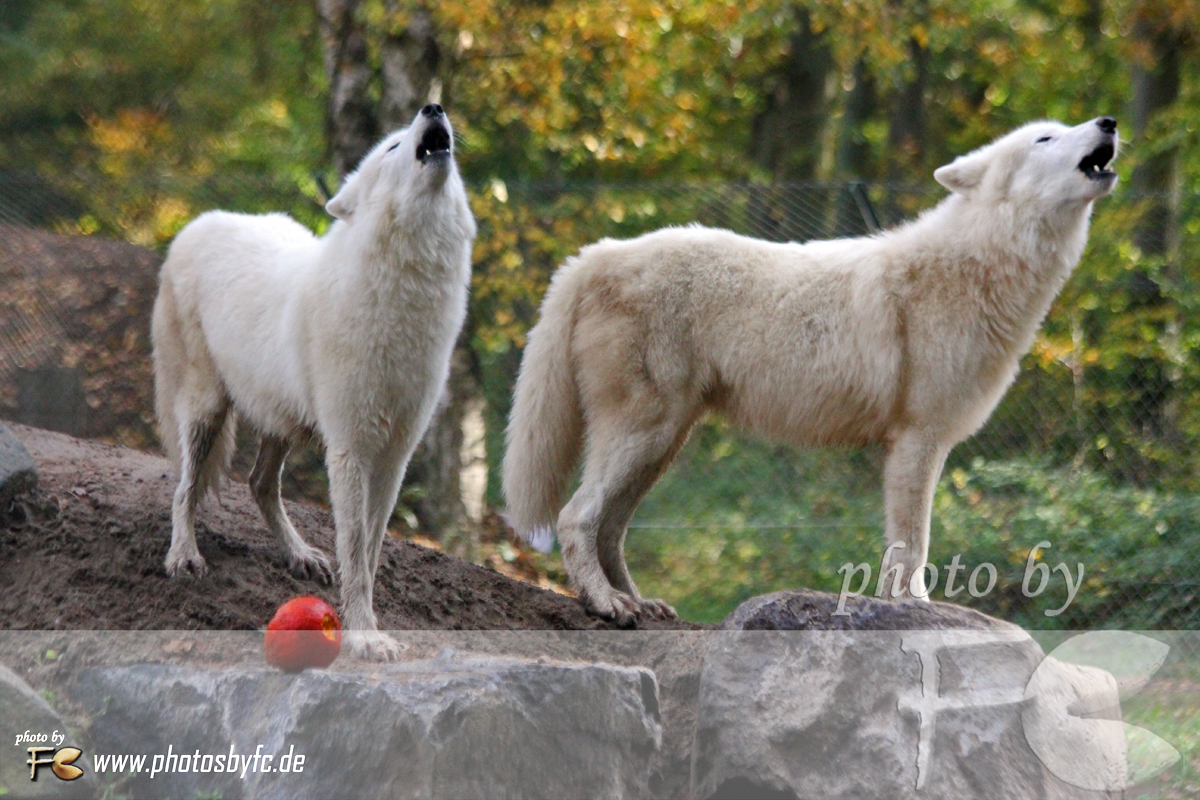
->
[0, 663, 96, 799]
[0, 422, 36, 506]
[70, 656, 661, 800]
[719, 588, 1008, 631]
[691, 591, 1124, 800]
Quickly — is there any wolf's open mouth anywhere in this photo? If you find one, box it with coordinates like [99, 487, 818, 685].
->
[416, 125, 451, 163]
[1078, 142, 1115, 180]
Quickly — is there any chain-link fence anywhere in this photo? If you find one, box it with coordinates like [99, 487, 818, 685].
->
[3, 170, 1199, 631]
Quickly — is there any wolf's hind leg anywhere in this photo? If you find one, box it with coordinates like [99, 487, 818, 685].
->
[165, 399, 230, 578]
[594, 424, 693, 622]
[560, 416, 690, 625]
[558, 480, 628, 624]
[250, 435, 333, 584]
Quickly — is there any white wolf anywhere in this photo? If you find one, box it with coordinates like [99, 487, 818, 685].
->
[503, 117, 1118, 625]
[152, 104, 476, 659]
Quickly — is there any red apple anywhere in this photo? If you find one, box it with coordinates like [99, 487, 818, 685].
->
[264, 596, 342, 672]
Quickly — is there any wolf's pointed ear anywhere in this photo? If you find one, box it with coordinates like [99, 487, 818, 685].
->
[934, 151, 989, 194]
[326, 172, 360, 221]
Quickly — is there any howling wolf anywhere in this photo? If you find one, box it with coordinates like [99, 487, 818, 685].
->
[152, 104, 476, 658]
[503, 118, 1118, 624]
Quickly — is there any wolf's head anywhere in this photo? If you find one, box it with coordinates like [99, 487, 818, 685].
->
[934, 117, 1118, 207]
[326, 104, 459, 222]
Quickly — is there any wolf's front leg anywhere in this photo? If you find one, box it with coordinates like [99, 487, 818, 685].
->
[880, 431, 948, 600]
[365, 442, 412, 581]
[327, 447, 403, 661]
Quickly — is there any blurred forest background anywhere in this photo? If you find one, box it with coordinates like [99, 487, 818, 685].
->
[3, 0, 1200, 630]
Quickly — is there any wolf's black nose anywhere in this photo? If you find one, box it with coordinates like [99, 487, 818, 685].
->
[422, 104, 444, 118]
[1097, 117, 1117, 134]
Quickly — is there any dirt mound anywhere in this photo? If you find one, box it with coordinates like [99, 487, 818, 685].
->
[0, 226, 162, 448]
[0, 424, 702, 632]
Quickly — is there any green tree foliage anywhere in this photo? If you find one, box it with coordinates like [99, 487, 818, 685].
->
[0, 0, 326, 242]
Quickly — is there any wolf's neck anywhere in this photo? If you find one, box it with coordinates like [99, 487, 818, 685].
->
[927, 194, 1093, 279]
[907, 195, 1093, 351]
[352, 193, 471, 289]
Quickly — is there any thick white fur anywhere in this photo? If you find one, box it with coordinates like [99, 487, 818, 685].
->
[504, 118, 1118, 625]
[152, 108, 475, 659]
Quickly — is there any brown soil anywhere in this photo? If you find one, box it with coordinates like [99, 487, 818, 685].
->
[0, 424, 704, 633]
[0, 226, 162, 448]
[1, 425, 710, 799]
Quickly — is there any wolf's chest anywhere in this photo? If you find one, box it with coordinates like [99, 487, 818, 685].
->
[317, 271, 463, 394]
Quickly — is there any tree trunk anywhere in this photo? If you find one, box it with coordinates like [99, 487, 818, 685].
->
[834, 56, 877, 236]
[317, 0, 379, 177]
[406, 334, 480, 553]
[1129, 16, 1182, 260]
[749, 7, 833, 182]
[836, 57, 876, 179]
[1123, 9, 1183, 475]
[886, 35, 928, 178]
[747, 6, 833, 242]
[1078, 0, 1104, 47]
[379, 1, 440, 131]
[875, 1, 928, 229]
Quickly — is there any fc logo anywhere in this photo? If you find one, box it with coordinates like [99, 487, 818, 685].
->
[27, 746, 84, 781]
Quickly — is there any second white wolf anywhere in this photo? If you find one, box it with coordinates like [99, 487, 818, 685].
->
[504, 117, 1119, 625]
[152, 104, 476, 659]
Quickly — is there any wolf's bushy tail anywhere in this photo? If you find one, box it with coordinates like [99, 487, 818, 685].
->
[151, 273, 236, 500]
[502, 257, 588, 552]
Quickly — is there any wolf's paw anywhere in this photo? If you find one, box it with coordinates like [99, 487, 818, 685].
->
[286, 546, 334, 585]
[165, 548, 207, 578]
[343, 629, 406, 662]
[586, 591, 640, 628]
[636, 598, 678, 621]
